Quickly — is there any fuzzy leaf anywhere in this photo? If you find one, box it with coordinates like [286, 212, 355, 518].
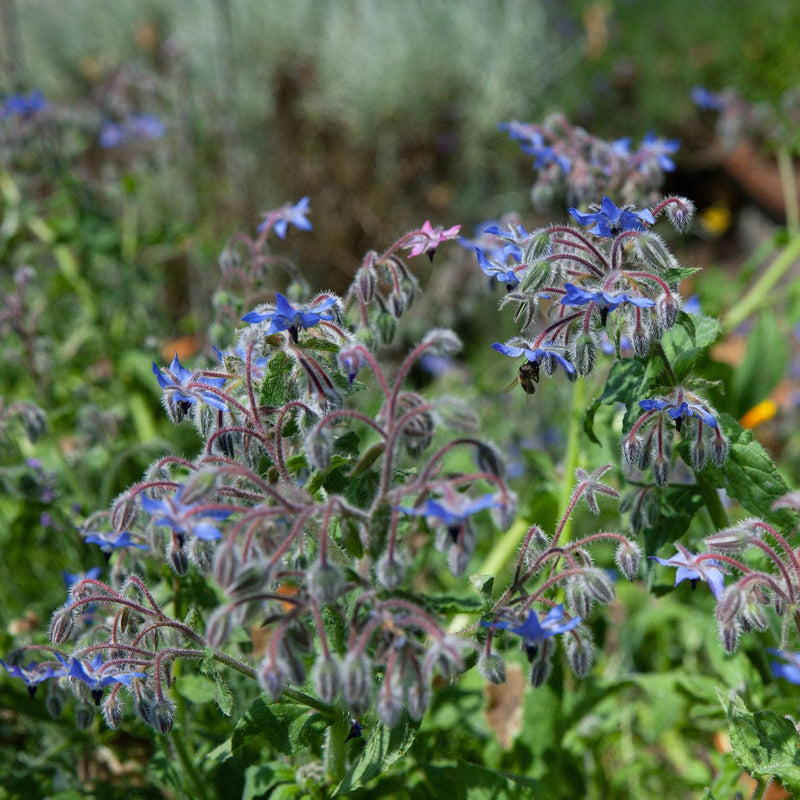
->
[231, 698, 308, 757]
[726, 693, 800, 794]
[259, 350, 292, 407]
[333, 716, 419, 795]
[413, 762, 544, 799]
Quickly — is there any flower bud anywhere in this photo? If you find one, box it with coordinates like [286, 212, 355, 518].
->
[49, 607, 74, 645]
[653, 455, 670, 486]
[150, 698, 176, 734]
[614, 539, 642, 581]
[656, 293, 680, 332]
[572, 333, 596, 376]
[205, 606, 233, 650]
[46, 690, 63, 719]
[376, 312, 397, 345]
[111, 490, 139, 532]
[529, 639, 554, 688]
[742, 598, 769, 632]
[665, 196, 695, 234]
[584, 569, 616, 604]
[565, 629, 594, 678]
[717, 618, 741, 654]
[478, 653, 506, 685]
[376, 551, 406, 589]
[434, 396, 479, 433]
[407, 679, 431, 722]
[566, 578, 593, 618]
[75, 702, 96, 730]
[102, 694, 124, 729]
[355, 264, 377, 304]
[213, 542, 240, 589]
[312, 655, 341, 704]
[716, 586, 744, 626]
[711, 432, 729, 467]
[376, 676, 404, 728]
[422, 328, 462, 357]
[474, 441, 506, 479]
[689, 438, 708, 472]
[308, 560, 344, 605]
[343, 652, 373, 715]
[306, 425, 333, 471]
[705, 527, 749, 555]
[168, 542, 189, 576]
[258, 657, 289, 701]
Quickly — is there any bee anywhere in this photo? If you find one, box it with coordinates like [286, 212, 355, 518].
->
[505, 360, 540, 395]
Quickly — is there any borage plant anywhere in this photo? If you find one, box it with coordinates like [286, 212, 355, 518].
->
[6, 115, 800, 797]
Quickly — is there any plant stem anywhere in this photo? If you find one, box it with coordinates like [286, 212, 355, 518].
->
[722, 232, 800, 335]
[170, 726, 210, 800]
[696, 472, 729, 530]
[556, 376, 585, 543]
[324, 707, 350, 785]
[777, 144, 799, 238]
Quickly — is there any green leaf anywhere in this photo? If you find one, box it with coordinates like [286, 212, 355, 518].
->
[174, 673, 217, 704]
[333, 716, 419, 795]
[701, 414, 793, 526]
[663, 313, 722, 382]
[199, 655, 235, 716]
[232, 698, 309, 758]
[585, 358, 647, 444]
[729, 314, 788, 417]
[412, 762, 544, 799]
[726, 693, 800, 794]
[259, 351, 292, 407]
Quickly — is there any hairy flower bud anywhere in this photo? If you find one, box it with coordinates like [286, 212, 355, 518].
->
[213, 542, 240, 590]
[653, 455, 670, 486]
[407, 679, 431, 722]
[565, 629, 594, 678]
[258, 657, 289, 701]
[75, 702, 96, 730]
[572, 333, 597, 376]
[665, 196, 695, 234]
[584, 569, 616, 604]
[355, 264, 377, 304]
[49, 607, 74, 645]
[474, 441, 506, 479]
[306, 424, 333, 472]
[742, 598, 769, 632]
[343, 652, 373, 715]
[376, 551, 406, 590]
[621, 435, 641, 471]
[308, 559, 344, 605]
[705, 526, 749, 555]
[718, 617, 741, 654]
[422, 328, 462, 357]
[478, 653, 506, 685]
[566, 578, 593, 618]
[205, 606, 233, 650]
[614, 539, 642, 581]
[529, 639, 554, 688]
[716, 586, 744, 625]
[376, 676, 405, 728]
[689, 438, 708, 472]
[111, 490, 139, 532]
[711, 432, 729, 467]
[376, 311, 397, 344]
[312, 655, 341, 704]
[46, 690, 63, 719]
[150, 698, 176, 734]
[168, 542, 189, 576]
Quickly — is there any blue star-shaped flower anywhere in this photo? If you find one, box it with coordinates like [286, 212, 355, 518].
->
[491, 341, 575, 377]
[637, 132, 680, 172]
[767, 649, 800, 685]
[152, 354, 228, 414]
[141, 485, 232, 542]
[561, 283, 656, 312]
[242, 292, 336, 343]
[481, 605, 581, 654]
[569, 197, 656, 238]
[83, 529, 148, 555]
[60, 653, 146, 704]
[1, 658, 68, 698]
[0, 90, 48, 119]
[650, 544, 725, 599]
[258, 197, 312, 239]
[475, 247, 522, 290]
[639, 397, 717, 428]
[398, 493, 499, 544]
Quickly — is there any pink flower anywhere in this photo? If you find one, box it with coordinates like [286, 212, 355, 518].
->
[404, 220, 461, 261]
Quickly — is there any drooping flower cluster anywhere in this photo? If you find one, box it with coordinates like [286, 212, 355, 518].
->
[5, 202, 516, 733]
[501, 114, 680, 209]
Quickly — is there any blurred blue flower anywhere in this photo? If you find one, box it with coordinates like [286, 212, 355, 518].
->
[492, 341, 575, 377]
[768, 649, 800, 685]
[153, 354, 228, 414]
[99, 121, 126, 149]
[650, 544, 725, 599]
[398, 493, 499, 530]
[62, 567, 102, 591]
[259, 197, 312, 238]
[83, 530, 147, 554]
[242, 292, 336, 342]
[637, 133, 680, 172]
[141, 485, 232, 542]
[691, 86, 725, 112]
[569, 197, 655, 238]
[0, 90, 48, 119]
[481, 604, 581, 649]
[99, 114, 165, 149]
[1, 658, 67, 698]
